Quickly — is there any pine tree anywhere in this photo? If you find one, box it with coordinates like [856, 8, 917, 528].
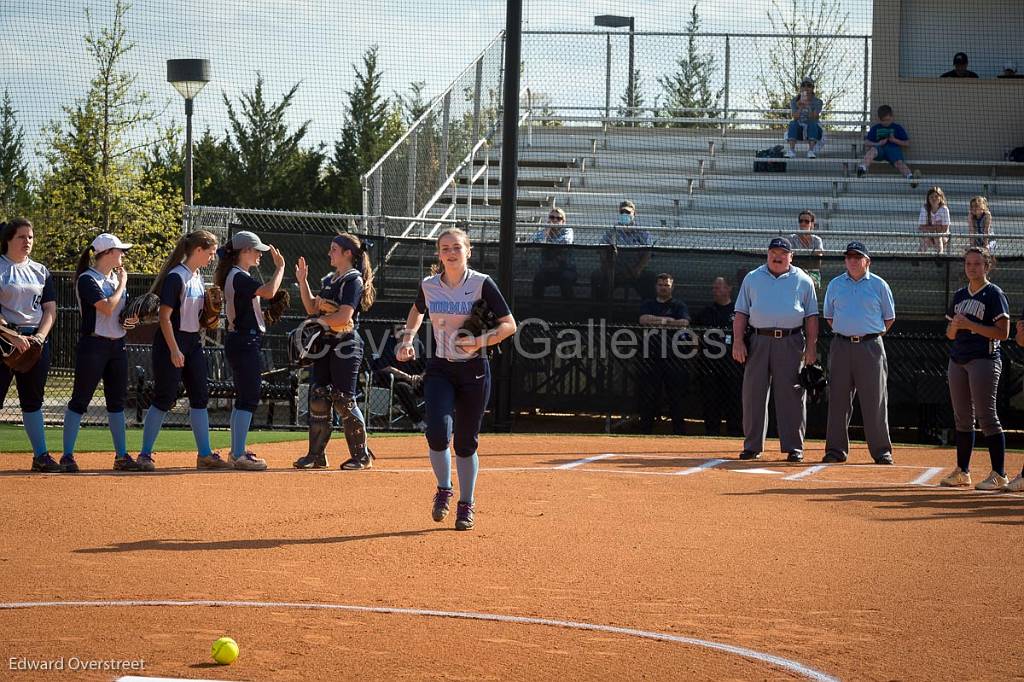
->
[615, 68, 648, 127]
[35, 0, 180, 272]
[218, 74, 326, 210]
[326, 45, 404, 213]
[398, 81, 430, 126]
[656, 4, 723, 128]
[0, 89, 31, 216]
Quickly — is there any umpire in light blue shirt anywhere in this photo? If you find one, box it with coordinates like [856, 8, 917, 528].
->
[822, 241, 896, 465]
[732, 237, 819, 462]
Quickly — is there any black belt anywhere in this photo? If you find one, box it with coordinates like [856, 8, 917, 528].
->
[753, 327, 802, 338]
[16, 326, 39, 335]
[89, 333, 122, 341]
[835, 333, 880, 343]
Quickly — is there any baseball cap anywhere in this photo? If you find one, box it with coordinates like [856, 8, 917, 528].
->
[91, 233, 133, 252]
[768, 237, 792, 252]
[800, 76, 815, 87]
[953, 52, 969, 64]
[845, 241, 870, 257]
[619, 199, 636, 213]
[231, 230, 270, 251]
[1004, 61, 1017, 73]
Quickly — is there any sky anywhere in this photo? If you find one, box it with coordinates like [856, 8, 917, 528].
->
[0, 0, 874, 169]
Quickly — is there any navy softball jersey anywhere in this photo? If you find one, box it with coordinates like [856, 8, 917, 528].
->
[225, 267, 265, 333]
[946, 283, 1010, 362]
[77, 268, 126, 338]
[0, 254, 55, 328]
[159, 264, 205, 332]
[414, 269, 511, 359]
[319, 269, 363, 328]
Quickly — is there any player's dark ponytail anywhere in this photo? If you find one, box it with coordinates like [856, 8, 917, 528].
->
[150, 229, 218, 295]
[213, 243, 240, 290]
[333, 232, 376, 311]
[74, 245, 95, 280]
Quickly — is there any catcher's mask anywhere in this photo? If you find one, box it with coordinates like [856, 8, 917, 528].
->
[288, 318, 328, 367]
[798, 363, 828, 404]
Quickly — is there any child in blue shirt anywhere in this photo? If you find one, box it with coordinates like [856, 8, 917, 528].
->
[857, 104, 917, 187]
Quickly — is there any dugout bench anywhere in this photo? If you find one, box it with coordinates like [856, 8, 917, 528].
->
[126, 343, 299, 427]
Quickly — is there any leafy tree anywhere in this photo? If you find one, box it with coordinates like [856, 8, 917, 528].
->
[615, 68, 648, 127]
[326, 45, 404, 213]
[0, 89, 31, 216]
[191, 128, 232, 207]
[217, 74, 326, 210]
[656, 4, 723, 128]
[756, 0, 856, 118]
[34, 0, 180, 272]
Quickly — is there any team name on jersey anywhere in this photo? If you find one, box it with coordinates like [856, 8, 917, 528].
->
[953, 298, 986, 320]
[430, 300, 476, 315]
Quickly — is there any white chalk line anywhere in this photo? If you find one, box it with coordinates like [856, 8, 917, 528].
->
[674, 458, 728, 475]
[909, 467, 945, 486]
[784, 464, 828, 480]
[1, 599, 839, 682]
[555, 453, 617, 469]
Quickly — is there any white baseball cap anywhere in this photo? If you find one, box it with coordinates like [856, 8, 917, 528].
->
[91, 233, 133, 252]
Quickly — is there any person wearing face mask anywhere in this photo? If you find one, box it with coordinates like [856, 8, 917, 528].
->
[591, 199, 656, 301]
[732, 238, 819, 462]
[530, 207, 577, 299]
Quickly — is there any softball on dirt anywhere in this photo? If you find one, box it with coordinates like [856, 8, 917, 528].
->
[211, 636, 239, 664]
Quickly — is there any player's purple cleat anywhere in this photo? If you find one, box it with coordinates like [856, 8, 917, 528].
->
[31, 453, 61, 473]
[455, 501, 475, 531]
[432, 487, 453, 522]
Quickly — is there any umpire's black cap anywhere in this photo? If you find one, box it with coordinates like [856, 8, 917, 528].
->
[845, 241, 870, 257]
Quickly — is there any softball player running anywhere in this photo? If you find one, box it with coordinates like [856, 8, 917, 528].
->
[396, 228, 517, 531]
[940, 247, 1011, 490]
[214, 231, 285, 471]
[137, 230, 224, 471]
[292, 233, 376, 471]
[0, 218, 57, 471]
[61, 234, 139, 472]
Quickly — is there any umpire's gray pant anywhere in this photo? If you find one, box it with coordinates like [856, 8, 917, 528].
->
[742, 333, 806, 453]
[947, 357, 1002, 436]
[825, 336, 892, 459]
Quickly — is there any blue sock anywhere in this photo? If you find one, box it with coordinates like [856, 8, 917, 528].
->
[428, 448, 452, 489]
[23, 410, 48, 457]
[62, 408, 83, 457]
[455, 452, 479, 504]
[140, 407, 166, 456]
[986, 431, 1006, 477]
[229, 408, 253, 458]
[190, 408, 213, 457]
[108, 411, 127, 458]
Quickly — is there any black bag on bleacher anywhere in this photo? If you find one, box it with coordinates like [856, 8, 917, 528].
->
[1006, 146, 1024, 162]
[754, 145, 787, 173]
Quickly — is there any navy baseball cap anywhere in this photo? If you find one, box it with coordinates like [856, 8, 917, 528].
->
[845, 241, 870, 257]
[768, 237, 792, 252]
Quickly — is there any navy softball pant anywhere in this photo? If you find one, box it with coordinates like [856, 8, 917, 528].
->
[0, 330, 50, 412]
[226, 330, 263, 412]
[424, 355, 491, 458]
[152, 330, 208, 411]
[68, 335, 128, 414]
[310, 334, 362, 395]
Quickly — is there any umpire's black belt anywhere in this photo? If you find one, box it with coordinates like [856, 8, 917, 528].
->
[753, 327, 802, 338]
[835, 333, 880, 343]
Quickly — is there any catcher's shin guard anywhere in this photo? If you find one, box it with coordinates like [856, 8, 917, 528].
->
[332, 390, 369, 459]
[306, 385, 334, 459]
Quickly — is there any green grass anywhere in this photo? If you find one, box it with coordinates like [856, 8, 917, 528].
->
[0, 424, 307, 454]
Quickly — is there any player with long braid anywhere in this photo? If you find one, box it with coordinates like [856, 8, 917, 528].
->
[397, 228, 517, 531]
[939, 247, 1011, 491]
[292, 233, 376, 471]
[0, 218, 58, 471]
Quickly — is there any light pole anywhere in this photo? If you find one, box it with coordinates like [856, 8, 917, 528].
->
[594, 15, 635, 120]
[166, 59, 211, 207]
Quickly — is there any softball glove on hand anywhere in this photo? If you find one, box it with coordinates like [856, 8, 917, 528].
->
[119, 292, 161, 329]
[263, 290, 290, 327]
[0, 320, 43, 374]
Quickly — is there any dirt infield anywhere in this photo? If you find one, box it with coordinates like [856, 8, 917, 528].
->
[1, 434, 1022, 681]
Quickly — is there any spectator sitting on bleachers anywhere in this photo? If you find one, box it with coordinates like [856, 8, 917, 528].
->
[786, 77, 823, 159]
[590, 199, 657, 301]
[530, 207, 577, 299]
[968, 196, 994, 251]
[997, 61, 1024, 79]
[857, 104, 917, 186]
[919, 186, 951, 255]
[788, 209, 825, 289]
[941, 52, 979, 78]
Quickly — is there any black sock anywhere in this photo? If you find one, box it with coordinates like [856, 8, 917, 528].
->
[955, 431, 975, 472]
[986, 431, 1006, 476]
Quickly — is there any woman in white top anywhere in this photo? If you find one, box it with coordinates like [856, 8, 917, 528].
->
[918, 186, 950, 254]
